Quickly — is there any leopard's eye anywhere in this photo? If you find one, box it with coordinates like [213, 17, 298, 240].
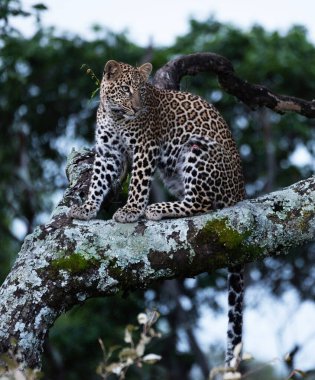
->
[121, 85, 130, 93]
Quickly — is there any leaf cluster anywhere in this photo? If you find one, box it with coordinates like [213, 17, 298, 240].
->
[97, 311, 162, 379]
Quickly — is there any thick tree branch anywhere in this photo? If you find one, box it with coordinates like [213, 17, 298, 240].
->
[0, 148, 314, 368]
[153, 52, 315, 118]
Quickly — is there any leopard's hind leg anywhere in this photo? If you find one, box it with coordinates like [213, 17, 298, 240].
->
[145, 137, 230, 220]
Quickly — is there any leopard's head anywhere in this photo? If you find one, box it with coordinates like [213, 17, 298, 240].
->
[100, 60, 152, 120]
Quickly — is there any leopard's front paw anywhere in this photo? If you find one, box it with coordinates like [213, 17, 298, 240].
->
[113, 206, 143, 223]
[145, 204, 163, 221]
[68, 203, 98, 221]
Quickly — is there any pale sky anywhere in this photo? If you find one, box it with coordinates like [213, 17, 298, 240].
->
[14, 0, 315, 46]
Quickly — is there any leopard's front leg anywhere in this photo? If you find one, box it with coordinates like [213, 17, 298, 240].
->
[69, 131, 125, 220]
[113, 146, 158, 223]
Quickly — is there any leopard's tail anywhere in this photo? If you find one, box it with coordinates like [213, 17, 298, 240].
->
[225, 264, 244, 367]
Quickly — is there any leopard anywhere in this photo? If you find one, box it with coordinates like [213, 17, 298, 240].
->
[69, 60, 245, 366]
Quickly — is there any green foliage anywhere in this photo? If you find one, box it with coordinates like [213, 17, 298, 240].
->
[80, 63, 101, 100]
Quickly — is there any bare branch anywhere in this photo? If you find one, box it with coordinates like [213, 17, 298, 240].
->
[153, 52, 315, 118]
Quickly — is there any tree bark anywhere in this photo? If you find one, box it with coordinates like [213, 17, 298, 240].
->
[153, 52, 315, 117]
[1, 53, 315, 369]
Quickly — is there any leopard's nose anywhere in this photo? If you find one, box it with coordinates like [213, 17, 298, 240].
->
[131, 94, 141, 111]
[132, 105, 141, 112]
[126, 109, 136, 116]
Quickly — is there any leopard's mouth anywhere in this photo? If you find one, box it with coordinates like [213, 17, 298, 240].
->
[111, 106, 144, 122]
[109, 102, 138, 119]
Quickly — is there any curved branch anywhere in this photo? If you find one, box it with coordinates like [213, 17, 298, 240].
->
[153, 53, 315, 118]
[0, 149, 314, 368]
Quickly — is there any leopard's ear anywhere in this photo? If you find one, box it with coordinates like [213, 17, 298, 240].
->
[139, 62, 152, 80]
[104, 60, 121, 80]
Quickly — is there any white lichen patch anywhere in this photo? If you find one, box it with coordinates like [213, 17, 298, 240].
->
[106, 219, 190, 258]
[14, 322, 26, 333]
[63, 225, 102, 260]
[50, 205, 69, 218]
[19, 330, 38, 352]
[34, 307, 54, 330]
[97, 263, 119, 292]
[26, 270, 43, 287]
[145, 218, 191, 251]
[76, 292, 88, 301]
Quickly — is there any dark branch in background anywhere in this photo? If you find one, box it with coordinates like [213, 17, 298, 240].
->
[153, 53, 315, 118]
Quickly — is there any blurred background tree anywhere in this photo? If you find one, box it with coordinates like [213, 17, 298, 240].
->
[1, 1, 315, 379]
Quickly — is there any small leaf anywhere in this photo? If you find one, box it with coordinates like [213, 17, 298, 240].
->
[105, 362, 125, 375]
[124, 324, 136, 344]
[32, 3, 48, 11]
[98, 338, 106, 356]
[137, 313, 148, 325]
[136, 340, 145, 357]
[233, 342, 242, 359]
[119, 347, 137, 362]
[90, 88, 100, 101]
[80, 63, 101, 87]
[242, 352, 253, 361]
[142, 353, 162, 364]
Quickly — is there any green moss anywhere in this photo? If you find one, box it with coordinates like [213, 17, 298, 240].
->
[52, 251, 97, 274]
[198, 218, 249, 248]
[211, 219, 248, 249]
[197, 218, 264, 261]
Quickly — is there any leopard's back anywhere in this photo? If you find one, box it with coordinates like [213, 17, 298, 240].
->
[145, 85, 245, 207]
